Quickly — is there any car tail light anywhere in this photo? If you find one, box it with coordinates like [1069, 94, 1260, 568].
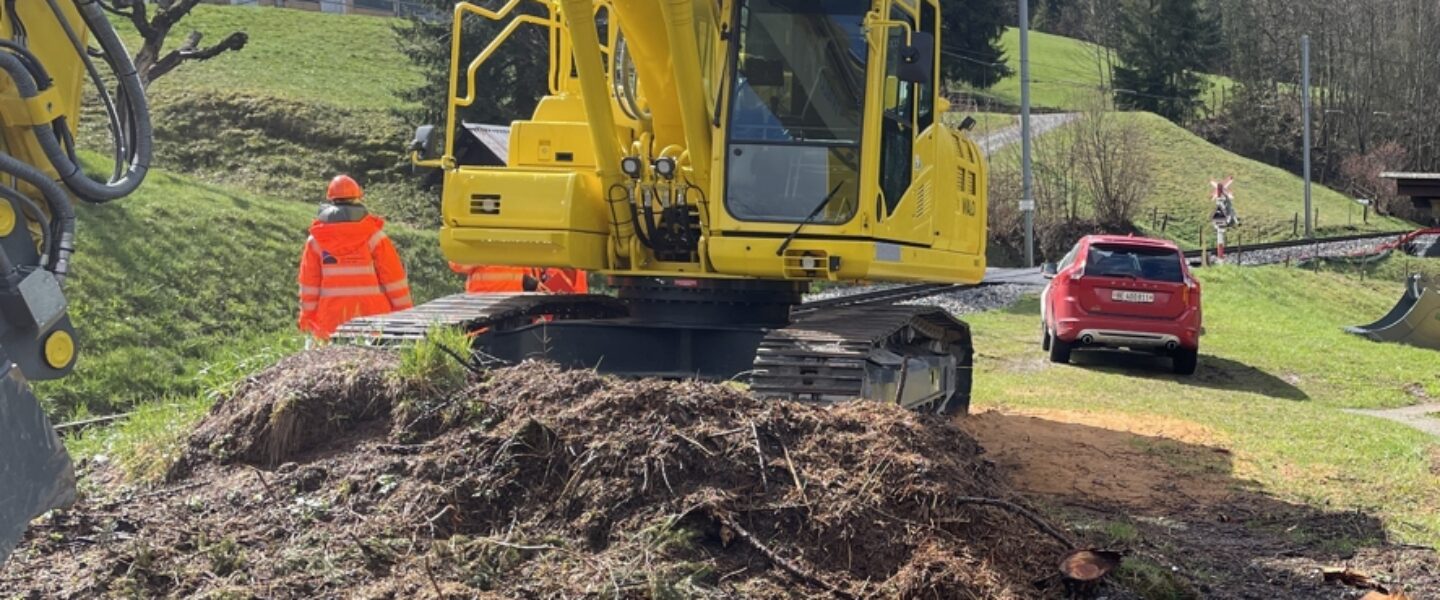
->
[1181, 278, 1198, 305]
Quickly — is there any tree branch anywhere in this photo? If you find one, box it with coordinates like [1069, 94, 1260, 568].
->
[146, 31, 249, 84]
[117, 0, 156, 40]
[153, 0, 206, 32]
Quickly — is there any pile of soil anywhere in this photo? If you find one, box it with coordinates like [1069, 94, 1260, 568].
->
[2, 347, 1069, 598]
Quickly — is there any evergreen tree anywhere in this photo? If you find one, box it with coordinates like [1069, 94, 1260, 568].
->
[1111, 0, 1220, 122]
[393, 2, 549, 130]
[940, 0, 1013, 89]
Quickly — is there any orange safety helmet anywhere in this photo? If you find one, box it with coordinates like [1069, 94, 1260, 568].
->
[327, 174, 363, 202]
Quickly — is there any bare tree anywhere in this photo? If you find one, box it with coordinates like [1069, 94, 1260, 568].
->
[1032, 114, 1085, 223]
[1073, 106, 1154, 227]
[107, 0, 249, 87]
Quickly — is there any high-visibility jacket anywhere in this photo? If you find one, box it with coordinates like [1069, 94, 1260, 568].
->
[449, 263, 530, 293]
[536, 268, 589, 293]
[449, 263, 589, 294]
[299, 210, 413, 339]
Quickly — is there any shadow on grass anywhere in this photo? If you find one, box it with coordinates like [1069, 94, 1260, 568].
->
[1068, 350, 1311, 401]
[1000, 294, 1310, 401]
[963, 412, 1437, 598]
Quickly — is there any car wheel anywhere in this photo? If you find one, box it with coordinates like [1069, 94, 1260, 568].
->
[1172, 347, 1199, 376]
[1048, 336, 1072, 364]
[1041, 323, 1052, 351]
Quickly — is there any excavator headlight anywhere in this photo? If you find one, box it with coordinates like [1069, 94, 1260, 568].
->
[653, 157, 677, 180]
[620, 157, 644, 179]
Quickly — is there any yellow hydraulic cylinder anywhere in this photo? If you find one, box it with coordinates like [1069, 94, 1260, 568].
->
[656, 0, 714, 183]
[556, 0, 633, 261]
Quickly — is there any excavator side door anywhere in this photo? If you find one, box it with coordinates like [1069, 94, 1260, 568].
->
[871, 2, 939, 248]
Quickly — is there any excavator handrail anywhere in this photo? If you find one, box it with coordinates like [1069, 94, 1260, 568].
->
[449, 2, 560, 108]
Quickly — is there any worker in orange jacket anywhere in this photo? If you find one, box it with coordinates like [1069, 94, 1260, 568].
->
[298, 175, 414, 340]
[449, 264, 589, 294]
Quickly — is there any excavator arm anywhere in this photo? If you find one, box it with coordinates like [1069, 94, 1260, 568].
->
[0, 0, 152, 562]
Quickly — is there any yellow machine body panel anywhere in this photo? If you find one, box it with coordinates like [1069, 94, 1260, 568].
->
[0, 1, 86, 183]
[432, 0, 988, 286]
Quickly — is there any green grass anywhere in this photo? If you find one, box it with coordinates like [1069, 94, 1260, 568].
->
[1310, 253, 1440, 286]
[86, 5, 432, 210]
[989, 111, 1412, 251]
[971, 266, 1440, 547]
[966, 28, 1234, 113]
[64, 332, 304, 482]
[111, 5, 420, 112]
[1124, 113, 1412, 246]
[38, 157, 459, 416]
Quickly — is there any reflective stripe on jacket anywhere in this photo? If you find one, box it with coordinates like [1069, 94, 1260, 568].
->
[299, 214, 413, 339]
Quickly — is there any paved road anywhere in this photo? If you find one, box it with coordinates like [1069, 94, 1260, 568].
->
[1346, 403, 1440, 438]
[973, 113, 1080, 157]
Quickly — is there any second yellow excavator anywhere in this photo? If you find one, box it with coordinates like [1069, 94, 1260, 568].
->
[340, 0, 990, 415]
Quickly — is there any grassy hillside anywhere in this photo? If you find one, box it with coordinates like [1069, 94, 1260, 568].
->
[970, 266, 1440, 547]
[38, 161, 459, 417]
[970, 28, 1233, 112]
[86, 6, 430, 215]
[1124, 112, 1410, 246]
[112, 5, 419, 111]
[989, 112, 1411, 254]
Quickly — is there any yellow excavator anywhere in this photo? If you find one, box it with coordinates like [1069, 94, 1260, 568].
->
[340, 0, 990, 411]
[0, 0, 152, 562]
[2, 0, 989, 562]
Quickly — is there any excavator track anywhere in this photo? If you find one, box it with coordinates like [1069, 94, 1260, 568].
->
[751, 305, 973, 415]
[335, 290, 973, 415]
[333, 293, 627, 343]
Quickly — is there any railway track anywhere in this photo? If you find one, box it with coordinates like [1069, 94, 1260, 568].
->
[803, 229, 1426, 314]
[1182, 230, 1412, 266]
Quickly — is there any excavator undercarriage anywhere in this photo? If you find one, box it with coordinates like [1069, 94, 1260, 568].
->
[336, 278, 972, 415]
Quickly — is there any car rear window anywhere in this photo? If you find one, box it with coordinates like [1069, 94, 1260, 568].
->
[1084, 244, 1184, 283]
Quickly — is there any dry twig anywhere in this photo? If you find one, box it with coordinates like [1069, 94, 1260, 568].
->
[749, 421, 768, 491]
[423, 556, 445, 598]
[952, 496, 1075, 548]
[779, 440, 810, 508]
[710, 507, 852, 599]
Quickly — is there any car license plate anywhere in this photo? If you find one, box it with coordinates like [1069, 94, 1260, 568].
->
[1112, 290, 1155, 303]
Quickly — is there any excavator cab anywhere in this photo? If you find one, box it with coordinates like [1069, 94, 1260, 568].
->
[416, 0, 986, 285]
[361, 0, 986, 414]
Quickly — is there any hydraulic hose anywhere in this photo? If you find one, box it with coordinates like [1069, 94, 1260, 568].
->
[24, 0, 152, 203]
[0, 185, 53, 267]
[0, 149, 77, 283]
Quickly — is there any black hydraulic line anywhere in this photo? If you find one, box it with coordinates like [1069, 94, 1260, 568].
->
[16, 0, 152, 203]
[0, 149, 77, 282]
[44, 0, 128, 177]
[0, 185, 52, 265]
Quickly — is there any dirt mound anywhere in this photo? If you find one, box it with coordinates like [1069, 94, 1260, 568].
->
[3, 348, 1066, 598]
[184, 346, 402, 470]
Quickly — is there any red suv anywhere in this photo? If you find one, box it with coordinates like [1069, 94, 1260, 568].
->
[1041, 235, 1202, 375]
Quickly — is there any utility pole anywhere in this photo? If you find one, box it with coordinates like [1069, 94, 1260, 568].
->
[1302, 34, 1313, 238]
[1019, 0, 1035, 267]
